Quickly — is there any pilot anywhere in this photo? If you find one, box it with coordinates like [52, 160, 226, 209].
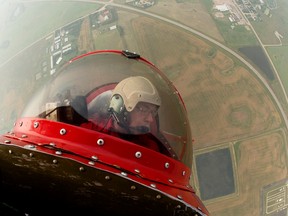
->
[109, 76, 160, 133]
[107, 76, 161, 151]
[83, 76, 162, 152]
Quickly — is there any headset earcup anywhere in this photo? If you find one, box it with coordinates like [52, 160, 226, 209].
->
[109, 94, 124, 114]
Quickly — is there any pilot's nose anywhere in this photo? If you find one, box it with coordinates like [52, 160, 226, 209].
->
[145, 112, 154, 122]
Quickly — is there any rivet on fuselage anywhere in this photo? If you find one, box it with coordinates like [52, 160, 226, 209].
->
[22, 134, 27, 138]
[150, 183, 156, 188]
[134, 169, 140, 174]
[19, 122, 23, 127]
[34, 122, 39, 128]
[182, 171, 186, 176]
[164, 162, 170, 169]
[121, 172, 127, 177]
[4, 140, 11, 144]
[97, 139, 104, 145]
[59, 128, 66, 135]
[53, 159, 58, 164]
[55, 151, 62, 155]
[177, 195, 183, 200]
[130, 185, 136, 190]
[156, 194, 162, 199]
[135, 151, 142, 158]
[168, 179, 174, 184]
[88, 161, 95, 166]
[91, 155, 98, 161]
[24, 144, 35, 149]
[79, 167, 85, 172]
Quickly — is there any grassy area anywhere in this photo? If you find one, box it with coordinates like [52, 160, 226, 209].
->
[202, 0, 288, 47]
[94, 29, 123, 50]
[215, 19, 258, 48]
[267, 45, 288, 95]
[202, 0, 258, 49]
[250, 0, 288, 45]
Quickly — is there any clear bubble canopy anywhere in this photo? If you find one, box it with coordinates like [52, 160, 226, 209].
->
[21, 50, 193, 166]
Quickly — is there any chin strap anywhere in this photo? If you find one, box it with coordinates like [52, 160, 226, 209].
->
[110, 110, 120, 124]
[109, 111, 130, 132]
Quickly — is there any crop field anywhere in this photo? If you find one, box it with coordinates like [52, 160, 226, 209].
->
[128, 15, 287, 215]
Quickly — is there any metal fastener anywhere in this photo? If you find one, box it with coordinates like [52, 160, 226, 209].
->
[97, 139, 104, 145]
[135, 151, 142, 158]
[60, 128, 66, 135]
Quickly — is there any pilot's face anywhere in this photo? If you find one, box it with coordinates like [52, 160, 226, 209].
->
[128, 102, 158, 134]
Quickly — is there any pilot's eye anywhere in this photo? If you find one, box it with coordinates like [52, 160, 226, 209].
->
[135, 105, 158, 116]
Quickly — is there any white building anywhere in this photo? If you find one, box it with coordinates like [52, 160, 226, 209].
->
[215, 4, 231, 12]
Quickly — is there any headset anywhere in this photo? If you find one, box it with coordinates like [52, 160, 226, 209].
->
[108, 94, 152, 134]
[108, 94, 130, 129]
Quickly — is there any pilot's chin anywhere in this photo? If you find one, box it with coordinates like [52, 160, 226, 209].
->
[132, 126, 150, 134]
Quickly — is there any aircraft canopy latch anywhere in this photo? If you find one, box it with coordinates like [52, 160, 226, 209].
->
[122, 50, 140, 59]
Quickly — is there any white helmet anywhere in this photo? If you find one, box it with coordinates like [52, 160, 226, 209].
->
[109, 76, 161, 114]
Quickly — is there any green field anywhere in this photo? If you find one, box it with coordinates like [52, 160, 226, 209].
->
[267, 46, 288, 94]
